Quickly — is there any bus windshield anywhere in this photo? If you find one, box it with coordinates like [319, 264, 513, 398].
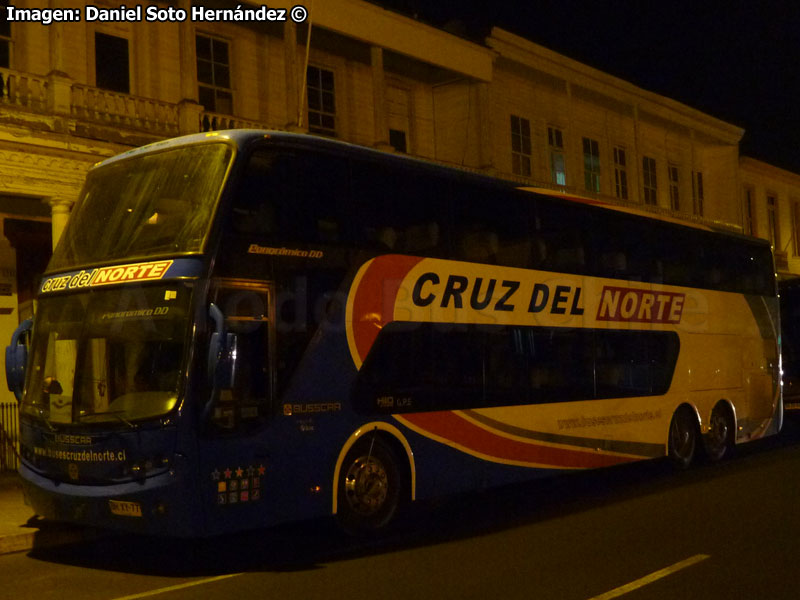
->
[49, 142, 233, 272]
[22, 284, 192, 426]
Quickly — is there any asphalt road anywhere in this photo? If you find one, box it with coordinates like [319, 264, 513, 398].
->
[4, 417, 800, 600]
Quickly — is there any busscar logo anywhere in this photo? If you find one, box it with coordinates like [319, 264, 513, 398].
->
[596, 286, 685, 324]
[283, 402, 342, 416]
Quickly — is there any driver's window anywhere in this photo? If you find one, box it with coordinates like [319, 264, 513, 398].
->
[211, 283, 272, 429]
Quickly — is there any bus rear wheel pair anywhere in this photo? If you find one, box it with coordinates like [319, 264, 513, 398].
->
[336, 435, 403, 535]
[668, 403, 734, 468]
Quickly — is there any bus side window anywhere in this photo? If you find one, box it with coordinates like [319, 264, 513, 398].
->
[293, 153, 350, 245]
[231, 150, 288, 236]
[403, 221, 441, 254]
[528, 328, 594, 403]
[232, 150, 351, 246]
[352, 161, 449, 257]
[594, 330, 679, 399]
[534, 199, 590, 275]
[453, 185, 531, 268]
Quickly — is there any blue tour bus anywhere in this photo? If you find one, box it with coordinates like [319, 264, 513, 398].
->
[6, 130, 780, 536]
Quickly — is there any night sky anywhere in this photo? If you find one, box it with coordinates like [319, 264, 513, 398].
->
[370, 0, 800, 174]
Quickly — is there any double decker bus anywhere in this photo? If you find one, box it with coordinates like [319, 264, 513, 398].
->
[6, 130, 781, 536]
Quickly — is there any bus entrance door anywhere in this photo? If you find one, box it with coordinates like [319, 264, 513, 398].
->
[201, 280, 275, 531]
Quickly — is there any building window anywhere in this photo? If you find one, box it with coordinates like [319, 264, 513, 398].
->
[510, 115, 531, 177]
[793, 200, 800, 256]
[613, 147, 628, 200]
[95, 33, 130, 94]
[0, 0, 10, 68]
[196, 34, 232, 114]
[582, 137, 600, 193]
[668, 164, 680, 212]
[389, 129, 407, 153]
[548, 127, 566, 186]
[307, 65, 336, 136]
[643, 156, 657, 205]
[743, 187, 756, 236]
[692, 171, 704, 216]
[767, 194, 780, 251]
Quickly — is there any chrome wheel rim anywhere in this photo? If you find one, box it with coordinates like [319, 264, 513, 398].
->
[670, 411, 694, 463]
[705, 408, 730, 460]
[708, 412, 728, 449]
[344, 455, 389, 516]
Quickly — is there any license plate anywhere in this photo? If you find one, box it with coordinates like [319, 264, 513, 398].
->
[109, 499, 143, 517]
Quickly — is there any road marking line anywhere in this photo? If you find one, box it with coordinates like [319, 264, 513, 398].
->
[587, 554, 710, 600]
[108, 573, 243, 600]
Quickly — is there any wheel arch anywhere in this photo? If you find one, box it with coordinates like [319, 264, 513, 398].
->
[705, 398, 738, 438]
[332, 421, 416, 515]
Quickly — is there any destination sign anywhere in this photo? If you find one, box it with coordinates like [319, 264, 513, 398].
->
[39, 258, 205, 295]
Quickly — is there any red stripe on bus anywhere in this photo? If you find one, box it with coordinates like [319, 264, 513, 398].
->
[350, 254, 424, 365]
[401, 411, 636, 469]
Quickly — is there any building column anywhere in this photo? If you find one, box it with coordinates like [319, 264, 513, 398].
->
[475, 81, 494, 173]
[46, 0, 72, 116]
[176, 0, 203, 134]
[48, 0, 66, 76]
[48, 198, 74, 251]
[177, 0, 196, 102]
[371, 47, 393, 152]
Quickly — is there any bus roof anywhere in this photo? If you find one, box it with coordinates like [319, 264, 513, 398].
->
[94, 129, 768, 248]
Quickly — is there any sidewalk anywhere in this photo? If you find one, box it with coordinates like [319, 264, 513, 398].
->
[0, 471, 104, 555]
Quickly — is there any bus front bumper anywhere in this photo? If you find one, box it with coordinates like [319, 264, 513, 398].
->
[19, 461, 203, 537]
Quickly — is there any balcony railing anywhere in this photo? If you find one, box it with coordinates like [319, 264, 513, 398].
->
[0, 68, 48, 112]
[200, 111, 267, 132]
[2, 66, 275, 141]
[71, 84, 180, 137]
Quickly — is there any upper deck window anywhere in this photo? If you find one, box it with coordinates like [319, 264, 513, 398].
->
[50, 142, 233, 272]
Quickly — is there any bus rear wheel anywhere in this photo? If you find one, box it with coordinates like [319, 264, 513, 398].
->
[703, 403, 734, 462]
[668, 406, 698, 469]
[336, 435, 401, 535]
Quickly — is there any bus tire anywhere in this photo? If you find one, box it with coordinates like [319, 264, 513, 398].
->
[703, 402, 735, 462]
[336, 435, 401, 535]
[668, 406, 699, 469]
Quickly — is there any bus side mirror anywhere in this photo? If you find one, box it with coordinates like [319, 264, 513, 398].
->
[6, 318, 32, 403]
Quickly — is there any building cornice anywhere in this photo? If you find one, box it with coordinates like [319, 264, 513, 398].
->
[311, 0, 496, 82]
[488, 27, 743, 145]
[740, 156, 800, 184]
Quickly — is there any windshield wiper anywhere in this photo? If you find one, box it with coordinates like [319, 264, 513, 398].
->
[78, 410, 137, 429]
[30, 407, 57, 432]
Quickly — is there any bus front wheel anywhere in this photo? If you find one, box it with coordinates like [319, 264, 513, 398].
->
[336, 435, 401, 535]
[668, 406, 698, 469]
